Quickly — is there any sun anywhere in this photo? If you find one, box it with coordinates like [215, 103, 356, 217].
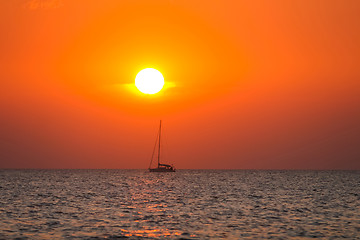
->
[135, 68, 165, 94]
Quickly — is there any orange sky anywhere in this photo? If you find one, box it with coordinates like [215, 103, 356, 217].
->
[1, 0, 359, 169]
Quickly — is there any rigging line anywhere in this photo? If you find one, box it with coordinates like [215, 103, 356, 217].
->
[158, 120, 162, 166]
[149, 130, 159, 169]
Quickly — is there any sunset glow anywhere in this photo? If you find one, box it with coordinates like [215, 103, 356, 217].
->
[0, 0, 359, 169]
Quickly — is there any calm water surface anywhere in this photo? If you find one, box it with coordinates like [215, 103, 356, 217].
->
[0, 170, 359, 239]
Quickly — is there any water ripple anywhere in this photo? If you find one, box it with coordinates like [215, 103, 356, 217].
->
[0, 170, 359, 239]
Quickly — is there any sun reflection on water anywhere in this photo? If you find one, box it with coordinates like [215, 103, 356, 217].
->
[120, 228, 182, 238]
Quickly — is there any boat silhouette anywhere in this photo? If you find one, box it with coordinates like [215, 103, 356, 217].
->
[149, 120, 176, 172]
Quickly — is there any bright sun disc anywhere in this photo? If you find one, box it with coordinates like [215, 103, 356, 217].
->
[135, 68, 164, 94]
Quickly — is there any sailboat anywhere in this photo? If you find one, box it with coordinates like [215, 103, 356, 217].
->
[149, 120, 176, 172]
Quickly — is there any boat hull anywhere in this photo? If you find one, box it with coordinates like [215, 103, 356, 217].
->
[149, 168, 176, 172]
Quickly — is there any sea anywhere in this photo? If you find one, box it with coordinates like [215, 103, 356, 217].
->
[0, 170, 359, 239]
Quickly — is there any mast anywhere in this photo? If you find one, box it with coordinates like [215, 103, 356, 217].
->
[157, 120, 161, 167]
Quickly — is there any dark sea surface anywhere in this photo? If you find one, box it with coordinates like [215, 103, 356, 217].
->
[0, 170, 359, 239]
